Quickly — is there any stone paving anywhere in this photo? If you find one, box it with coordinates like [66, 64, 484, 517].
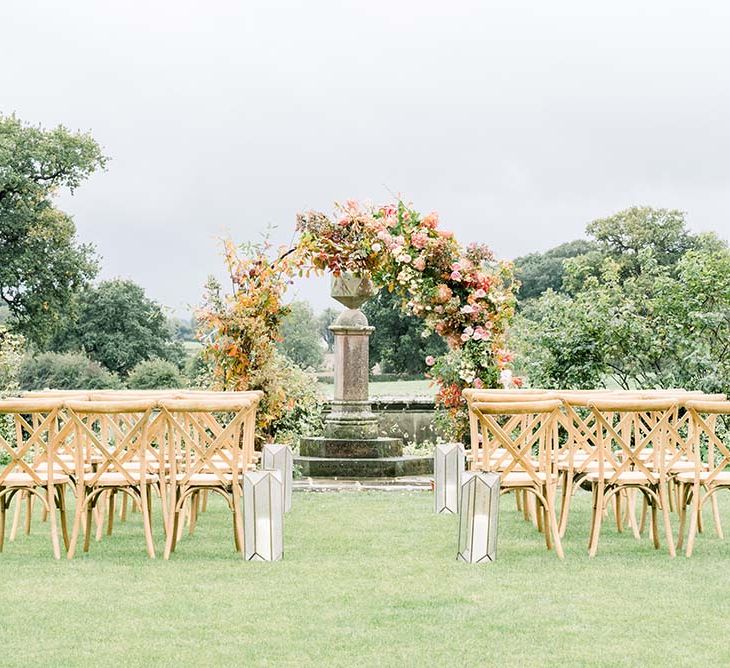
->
[293, 475, 433, 492]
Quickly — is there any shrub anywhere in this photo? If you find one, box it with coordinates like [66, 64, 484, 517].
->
[0, 325, 25, 393]
[127, 358, 185, 390]
[18, 351, 122, 390]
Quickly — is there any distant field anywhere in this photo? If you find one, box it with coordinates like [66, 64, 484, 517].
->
[318, 379, 436, 398]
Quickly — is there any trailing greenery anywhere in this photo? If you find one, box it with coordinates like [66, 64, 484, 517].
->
[513, 207, 730, 392]
[127, 358, 185, 390]
[18, 351, 122, 390]
[0, 115, 104, 346]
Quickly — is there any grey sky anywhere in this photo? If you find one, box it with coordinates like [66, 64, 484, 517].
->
[3, 0, 729, 314]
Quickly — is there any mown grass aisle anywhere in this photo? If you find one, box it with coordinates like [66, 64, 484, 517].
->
[1, 491, 729, 666]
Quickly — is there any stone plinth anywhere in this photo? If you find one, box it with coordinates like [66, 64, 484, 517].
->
[298, 272, 408, 477]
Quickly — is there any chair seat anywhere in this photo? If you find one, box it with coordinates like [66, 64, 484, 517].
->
[83, 471, 160, 486]
[583, 470, 658, 484]
[2, 472, 71, 487]
[500, 471, 555, 487]
[675, 471, 730, 485]
[667, 460, 697, 473]
[174, 473, 241, 486]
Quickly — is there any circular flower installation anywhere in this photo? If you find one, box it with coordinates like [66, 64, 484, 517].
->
[297, 200, 519, 437]
[200, 199, 518, 439]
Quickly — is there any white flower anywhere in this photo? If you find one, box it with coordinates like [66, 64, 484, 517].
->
[500, 369, 513, 388]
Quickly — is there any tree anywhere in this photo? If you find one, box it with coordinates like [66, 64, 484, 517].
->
[0, 325, 24, 392]
[0, 115, 105, 345]
[514, 239, 596, 300]
[53, 279, 184, 376]
[512, 207, 730, 393]
[128, 358, 185, 389]
[277, 301, 324, 370]
[363, 289, 447, 374]
[18, 351, 122, 390]
[318, 308, 339, 353]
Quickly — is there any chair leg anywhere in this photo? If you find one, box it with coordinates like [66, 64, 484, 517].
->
[9, 491, 22, 542]
[650, 499, 660, 550]
[57, 486, 70, 552]
[639, 495, 648, 535]
[106, 490, 116, 536]
[627, 489, 641, 540]
[189, 491, 199, 536]
[164, 488, 181, 559]
[515, 488, 523, 512]
[67, 486, 86, 560]
[686, 482, 701, 557]
[139, 486, 155, 559]
[667, 478, 675, 513]
[0, 497, 6, 552]
[658, 484, 676, 557]
[46, 488, 61, 561]
[522, 490, 530, 522]
[588, 487, 604, 557]
[676, 482, 691, 550]
[614, 492, 624, 533]
[25, 492, 32, 535]
[710, 490, 724, 539]
[536, 496, 545, 534]
[545, 485, 564, 560]
[84, 500, 94, 553]
[95, 491, 106, 542]
[119, 492, 128, 521]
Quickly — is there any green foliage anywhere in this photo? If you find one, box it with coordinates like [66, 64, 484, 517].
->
[53, 279, 184, 376]
[0, 115, 104, 345]
[249, 350, 324, 445]
[514, 240, 596, 300]
[18, 351, 122, 390]
[513, 207, 730, 392]
[277, 301, 324, 370]
[168, 315, 197, 342]
[127, 358, 185, 390]
[318, 307, 339, 353]
[0, 325, 24, 393]
[363, 290, 446, 374]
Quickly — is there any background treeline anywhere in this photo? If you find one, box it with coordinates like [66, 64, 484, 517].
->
[1, 114, 728, 398]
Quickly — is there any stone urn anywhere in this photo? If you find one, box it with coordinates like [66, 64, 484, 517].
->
[330, 272, 377, 310]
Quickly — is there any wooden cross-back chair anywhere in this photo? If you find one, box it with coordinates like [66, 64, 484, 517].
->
[675, 400, 730, 556]
[583, 398, 677, 557]
[66, 399, 164, 559]
[162, 394, 260, 559]
[466, 398, 565, 559]
[0, 399, 71, 559]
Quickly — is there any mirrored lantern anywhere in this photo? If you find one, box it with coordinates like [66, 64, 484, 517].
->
[262, 443, 293, 512]
[243, 470, 284, 561]
[457, 471, 500, 563]
[434, 443, 466, 514]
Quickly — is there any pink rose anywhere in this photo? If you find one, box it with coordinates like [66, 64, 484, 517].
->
[422, 212, 439, 229]
[474, 288, 487, 299]
[411, 232, 429, 249]
[413, 256, 426, 271]
[425, 355, 436, 366]
[450, 270, 462, 281]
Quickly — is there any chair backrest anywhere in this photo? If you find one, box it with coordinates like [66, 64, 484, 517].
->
[467, 399, 562, 482]
[65, 399, 162, 485]
[160, 397, 259, 487]
[0, 399, 69, 487]
[586, 398, 677, 484]
[684, 400, 730, 483]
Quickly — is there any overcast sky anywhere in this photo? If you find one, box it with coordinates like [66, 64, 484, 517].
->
[3, 0, 729, 315]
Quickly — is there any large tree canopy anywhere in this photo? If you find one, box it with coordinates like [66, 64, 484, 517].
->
[54, 279, 184, 377]
[513, 207, 730, 393]
[0, 115, 105, 345]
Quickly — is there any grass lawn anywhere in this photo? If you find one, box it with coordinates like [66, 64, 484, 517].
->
[318, 379, 436, 398]
[1, 491, 729, 666]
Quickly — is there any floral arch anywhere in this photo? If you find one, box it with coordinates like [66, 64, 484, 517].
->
[198, 200, 518, 438]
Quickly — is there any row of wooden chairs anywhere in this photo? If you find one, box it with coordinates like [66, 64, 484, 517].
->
[463, 388, 729, 558]
[0, 390, 262, 559]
